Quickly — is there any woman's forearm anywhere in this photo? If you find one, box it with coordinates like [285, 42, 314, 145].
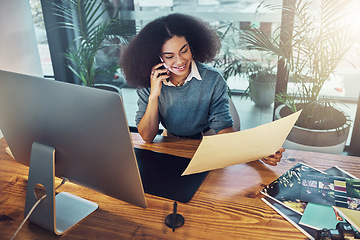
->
[217, 126, 237, 134]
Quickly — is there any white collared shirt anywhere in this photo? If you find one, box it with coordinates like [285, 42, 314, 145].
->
[162, 60, 202, 87]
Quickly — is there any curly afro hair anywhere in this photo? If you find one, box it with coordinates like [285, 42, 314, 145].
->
[119, 13, 221, 88]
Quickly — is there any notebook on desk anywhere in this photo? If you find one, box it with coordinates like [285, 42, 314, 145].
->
[134, 147, 209, 203]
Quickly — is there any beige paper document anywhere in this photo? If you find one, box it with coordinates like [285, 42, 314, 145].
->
[182, 110, 302, 176]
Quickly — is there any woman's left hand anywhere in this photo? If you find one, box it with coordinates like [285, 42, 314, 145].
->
[261, 147, 285, 166]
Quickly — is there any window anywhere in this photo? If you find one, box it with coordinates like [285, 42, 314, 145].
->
[30, 0, 54, 78]
[38, 0, 360, 152]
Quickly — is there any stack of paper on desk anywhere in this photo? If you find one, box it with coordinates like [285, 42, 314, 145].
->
[261, 162, 360, 239]
[182, 110, 302, 176]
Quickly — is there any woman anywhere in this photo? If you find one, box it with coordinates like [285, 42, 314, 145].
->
[120, 13, 283, 166]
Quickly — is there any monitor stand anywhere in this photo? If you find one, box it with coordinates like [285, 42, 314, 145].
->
[25, 142, 98, 235]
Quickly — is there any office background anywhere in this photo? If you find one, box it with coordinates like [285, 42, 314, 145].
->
[1, 0, 360, 154]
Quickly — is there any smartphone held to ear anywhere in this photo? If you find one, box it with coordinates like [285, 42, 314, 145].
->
[157, 56, 169, 81]
[158, 66, 169, 81]
[157, 62, 169, 80]
[159, 56, 170, 69]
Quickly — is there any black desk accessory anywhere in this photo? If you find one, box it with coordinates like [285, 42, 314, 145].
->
[165, 201, 185, 231]
[134, 148, 209, 203]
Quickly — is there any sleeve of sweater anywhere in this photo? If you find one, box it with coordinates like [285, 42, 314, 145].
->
[135, 87, 156, 127]
[207, 74, 234, 133]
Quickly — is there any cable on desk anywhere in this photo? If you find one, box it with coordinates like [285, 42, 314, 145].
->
[10, 177, 69, 240]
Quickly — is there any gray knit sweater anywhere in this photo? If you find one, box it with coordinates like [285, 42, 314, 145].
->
[135, 61, 233, 136]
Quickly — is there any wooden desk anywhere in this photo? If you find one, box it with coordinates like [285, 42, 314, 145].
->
[1, 133, 359, 239]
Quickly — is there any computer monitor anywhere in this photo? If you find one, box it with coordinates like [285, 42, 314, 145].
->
[0, 70, 147, 235]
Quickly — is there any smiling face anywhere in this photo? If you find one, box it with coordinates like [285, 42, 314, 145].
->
[160, 35, 192, 81]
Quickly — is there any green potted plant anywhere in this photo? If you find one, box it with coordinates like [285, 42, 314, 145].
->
[213, 22, 277, 106]
[240, 0, 356, 154]
[240, 56, 277, 107]
[54, 0, 134, 91]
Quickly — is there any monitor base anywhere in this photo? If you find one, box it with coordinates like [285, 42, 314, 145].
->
[25, 142, 98, 235]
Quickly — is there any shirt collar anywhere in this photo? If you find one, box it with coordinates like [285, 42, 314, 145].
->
[162, 60, 202, 87]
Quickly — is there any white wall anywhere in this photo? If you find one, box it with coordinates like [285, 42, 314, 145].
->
[0, 0, 43, 77]
[0, 0, 43, 138]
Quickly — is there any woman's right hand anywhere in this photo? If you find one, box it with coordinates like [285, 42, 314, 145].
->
[137, 63, 169, 142]
[149, 63, 169, 98]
